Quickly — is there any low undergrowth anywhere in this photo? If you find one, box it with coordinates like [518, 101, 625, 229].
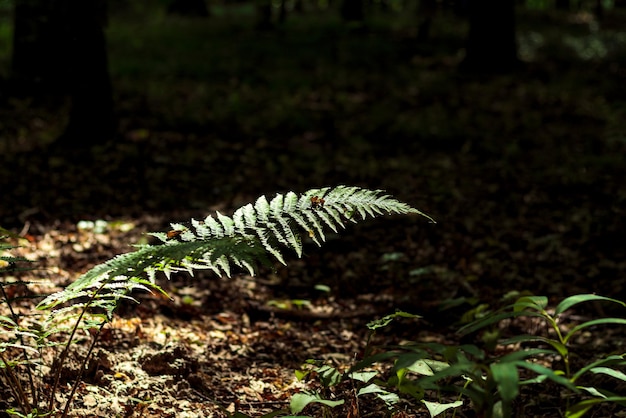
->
[277, 295, 626, 418]
[1, 187, 625, 417]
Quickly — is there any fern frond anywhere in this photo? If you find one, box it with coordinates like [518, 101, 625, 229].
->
[37, 186, 432, 320]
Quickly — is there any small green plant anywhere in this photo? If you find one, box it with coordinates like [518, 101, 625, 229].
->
[291, 311, 439, 417]
[456, 294, 626, 417]
[0, 186, 432, 417]
[290, 295, 626, 418]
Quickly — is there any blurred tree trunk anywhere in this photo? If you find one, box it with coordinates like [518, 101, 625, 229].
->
[555, 0, 570, 10]
[167, 0, 210, 17]
[417, 0, 437, 42]
[460, 0, 519, 73]
[594, 0, 603, 20]
[256, 0, 273, 30]
[340, 0, 364, 22]
[11, 0, 56, 95]
[12, 0, 115, 147]
[278, 0, 287, 24]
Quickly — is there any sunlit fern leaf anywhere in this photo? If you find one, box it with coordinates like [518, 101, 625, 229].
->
[230, 256, 255, 276]
[269, 193, 303, 256]
[254, 227, 286, 265]
[305, 186, 331, 200]
[325, 185, 355, 201]
[170, 222, 187, 233]
[233, 203, 256, 232]
[37, 186, 432, 325]
[278, 216, 302, 257]
[205, 214, 224, 237]
[269, 193, 284, 214]
[255, 195, 271, 223]
[287, 210, 320, 246]
[217, 212, 235, 235]
[321, 205, 344, 228]
[213, 255, 231, 277]
[302, 209, 326, 246]
[149, 232, 168, 243]
[212, 236, 270, 273]
[315, 209, 340, 233]
[37, 237, 264, 310]
[266, 221, 288, 249]
[283, 191, 299, 212]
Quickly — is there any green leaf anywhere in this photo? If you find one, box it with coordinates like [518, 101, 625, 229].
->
[395, 368, 425, 400]
[422, 400, 464, 417]
[366, 311, 420, 330]
[564, 318, 626, 344]
[349, 370, 378, 383]
[404, 359, 439, 376]
[458, 310, 546, 335]
[227, 411, 295, 418]
[357, 383, 387, 396]
[314, 284, 331, 293]
[578, 386, 610, 399]
[357, 383, 400, 406]
[566, 397, 626, 418]
[349, 351, 400, 373]
[316, 364, 343, 387]
[497, 348, 559, 363]
[39, 186, 430, 317]
[0, 228, 22, 239]
[513, 296, 548, 312]
[229, 412, 254, 418]
[415, 363, 477, 391]
[394, 353, 428, 373]
[289, 393, 344, 414]
[555, 294, 626, 316]
[500, 335, 567, 357]
[571, 355, 625, 383]
[394, 355, 450, 376]
[515, 361, 578, 392]
[589, 366, 626, 382]
[294, 369, 309, 381]
[490, 362, 519, 402]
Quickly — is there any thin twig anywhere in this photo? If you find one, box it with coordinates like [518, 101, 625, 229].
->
[47, 281, 107, 412]
[60, 323, 105, 418]
[1, 278, 38, 410]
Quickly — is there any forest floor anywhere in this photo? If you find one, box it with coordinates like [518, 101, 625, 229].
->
[1, 6, 626, 417]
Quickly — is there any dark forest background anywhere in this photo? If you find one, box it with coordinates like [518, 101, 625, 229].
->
[1, 2, 626, 416]
[0, 0, 625, 299]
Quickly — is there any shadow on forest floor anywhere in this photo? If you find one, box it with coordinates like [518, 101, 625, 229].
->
[1, 7, 626, 416]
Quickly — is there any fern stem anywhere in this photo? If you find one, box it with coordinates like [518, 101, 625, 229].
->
[0, 350, 32, 415]
[0, 280, 39, 411]
[47, 281, 109, 412]
[60, 322, 105, 418]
